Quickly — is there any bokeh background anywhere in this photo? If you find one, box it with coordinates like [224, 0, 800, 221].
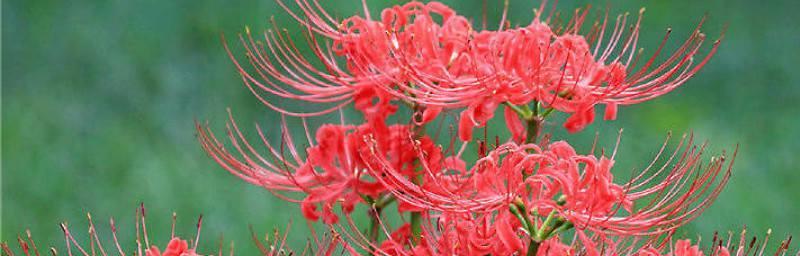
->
[4, 0, 799, 253]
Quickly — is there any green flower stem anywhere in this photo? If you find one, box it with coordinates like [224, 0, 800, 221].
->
[525, 116, 544, 144]
[530, 208, 539, 232]
[506, 102, 534, 118]
[509, 203, 534, 234]
[368, 207, 383, 243]
[510, 201, 547, 256]
[527, 240, 541, 256]
[536, 210, 557, 241]
[409, 104, 427, 245]
[527, 212, 574, 256]
[547, 219, 574, 238]
[364, 194, 397, 243]
[541, 107, 555, 118]
[375, 194, 396, 209]
[504, 101, 548, 144]
[410, 166, 423, 243]
[410, 210, 422, 243]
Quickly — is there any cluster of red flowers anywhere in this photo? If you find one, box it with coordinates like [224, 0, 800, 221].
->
[2, 207, 793, 256]
[225, 0, 718, 138]
[197, 0, 768, 255]
[5, 1, 795, 256]
[2, 205, 344, 256]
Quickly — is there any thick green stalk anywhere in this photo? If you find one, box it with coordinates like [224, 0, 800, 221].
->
[409, 171, 423, 243]
[509, 203, 534, 234]
[536, 211, 557, 240]
[525, 116, 544, 144]
[368, 208, 383, 243]
[409, 105, 427, 244]
[410, 211, 422, 242]
[527, 240, 541, 256]
[366, 195, 396, 243]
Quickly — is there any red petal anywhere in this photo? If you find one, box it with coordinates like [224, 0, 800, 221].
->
[496, 216, 523, 252]
[604, 103, 618, 121]
[504, 107, 526, 143]
[459, 110, 474, 141]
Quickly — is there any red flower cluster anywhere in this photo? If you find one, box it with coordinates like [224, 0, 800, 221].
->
[193, 0, 762, 255]
[159, 0, 800, 255]
[227, 0, 720, 138]
[198, 112, 441, 224]
[2, 205, 346, 256]
[4, 207, 792, 256]
[5, 1, 796, 256]
[350, 135, 737, 255]
[362, 134, 732, 234]
[146, 239, 199, 256]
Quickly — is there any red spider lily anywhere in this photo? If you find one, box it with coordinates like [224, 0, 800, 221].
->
[11, 1, 792, 256]
[1, 205, 346, 256]
[196, 110, 442, 224]
[363, 1, 721, 137]
[6, 204, 207, 256]
[228, 0, 722, 139]
[145, 239, 198, 256]
[364, 228, 800, 256]
[360, 133, 736, 238]
[187, 1, 792, 256]
[331, 214, 794, 256]
[222, 0, 402, 118]
[66, 206, 204, 256]
[620, 229, 795, 256]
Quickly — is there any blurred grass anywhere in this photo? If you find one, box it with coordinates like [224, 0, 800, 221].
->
[3, 0, 799, 253]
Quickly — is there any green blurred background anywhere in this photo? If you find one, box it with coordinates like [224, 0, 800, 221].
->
[3, 0, 799, 253]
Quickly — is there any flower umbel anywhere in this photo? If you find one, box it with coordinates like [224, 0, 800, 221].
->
[6, 0, 797, 256]
[2, 204, 345, 256]
[192, 0, 759, 255]
[226, 0, 722, 138]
